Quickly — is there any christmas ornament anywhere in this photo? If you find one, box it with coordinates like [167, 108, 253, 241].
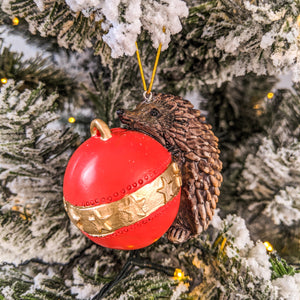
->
[118, 93, 223, 244]
[63, 119, 182, 250]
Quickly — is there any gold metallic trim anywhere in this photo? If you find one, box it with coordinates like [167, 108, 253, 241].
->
[64, 162, 182, 237]
[90, 119, 112, 141]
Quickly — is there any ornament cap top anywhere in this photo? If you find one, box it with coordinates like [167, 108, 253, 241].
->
[90, 119, 112, 141]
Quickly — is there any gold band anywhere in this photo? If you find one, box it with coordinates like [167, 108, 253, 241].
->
[64, 162, 182, 237]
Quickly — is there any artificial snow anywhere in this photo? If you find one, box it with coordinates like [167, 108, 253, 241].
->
[263, 187, 300, 226]
[223, 215, 253, 255]
[33, 0, 44, 11]
[210, 208, 222, 230]
[240, 137, 300, 226]
[69, 268, 100, 299]
[0, 81, 88, 265]
[0, 213, 87, 265]
[170, 282, 189, 300]
[64, 0, 188, 57]
[245, 243, 271, 281]
[0, 286, 14, 300]
[218, 215, 272, 281]
[260, 31, 275, 49]
[272, 273, 300, 300]
[33, 273, 49, 289]
[199, 0, 300, 86]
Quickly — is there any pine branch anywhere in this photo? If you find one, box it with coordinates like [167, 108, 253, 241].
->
[1, 210, 298, 299]
[2, 0, 110, 54]
[2, 0, 110, 59]
[270, 253, 297, 280]
[160, 0, 300, 90]
[201, 74, 277, 158]
[0, 41, 79, 100]
[218, 83, 300, 265]
[0, 263, 75, 299]
[85, 58, 142, 128]
[0, 80, 87, 265]
[2, 0, 188, 58]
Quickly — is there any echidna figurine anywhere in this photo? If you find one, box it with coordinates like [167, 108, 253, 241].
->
[117, 93, 222, 243]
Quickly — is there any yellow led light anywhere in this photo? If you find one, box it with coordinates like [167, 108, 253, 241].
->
[297, 15, 300, 27]
[68, 117, 76, 123]
[1, 78, 8, 84]
[263, 241, 273, 252]
[173, 268, 185, 281]
[267, 92, 274, 99]
[12, 206, 20, 212]
[12, 17, 19, 26]
[20, 214, 27, 220]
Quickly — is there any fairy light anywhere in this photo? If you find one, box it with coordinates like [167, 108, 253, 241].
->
[1, 78, 8, 84]
[267, 92, 274, 99]
[68, 117, 76, 123]
[11, 206, 20, 212]
[263, 241, 273, 252]
[12, 17, 19, 26]
[173, 268, 185, 281]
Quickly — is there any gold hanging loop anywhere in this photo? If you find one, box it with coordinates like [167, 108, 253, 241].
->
[90, 119, 112, 141]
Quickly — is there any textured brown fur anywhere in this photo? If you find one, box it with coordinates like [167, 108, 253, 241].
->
[118, 93, 222, 243]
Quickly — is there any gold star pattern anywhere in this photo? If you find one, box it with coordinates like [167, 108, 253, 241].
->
[93, 209, 113, 233]
[131, 195, 147, 216]
[157, 176, 175, 204]
[118, 197, 136, 222]
[118, 195, 147, 222]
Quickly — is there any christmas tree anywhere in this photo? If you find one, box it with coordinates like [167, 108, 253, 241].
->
[0, 0, 299, 299]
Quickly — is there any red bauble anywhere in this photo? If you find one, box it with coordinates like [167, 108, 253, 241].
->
[63, 119, 181, 250]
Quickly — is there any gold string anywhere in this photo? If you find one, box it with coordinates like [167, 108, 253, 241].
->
[147, 43, 162, 94]
[135, 42, 147, 92]
[135, 27, 165, 96]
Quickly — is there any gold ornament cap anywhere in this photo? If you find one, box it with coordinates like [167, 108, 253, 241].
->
[90, 119, 112, 140]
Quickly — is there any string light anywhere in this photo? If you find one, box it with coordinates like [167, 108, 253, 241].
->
[68, 117, 76, 123]
[1, 78, 8, 84]
[267, 92, 274, 99]
[12, 17, 19, 26]
[173, 268, 185, 281]
[11, 205, 20, 212]
[11, 205, 28, 220]
[263, 241, 273, 252]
